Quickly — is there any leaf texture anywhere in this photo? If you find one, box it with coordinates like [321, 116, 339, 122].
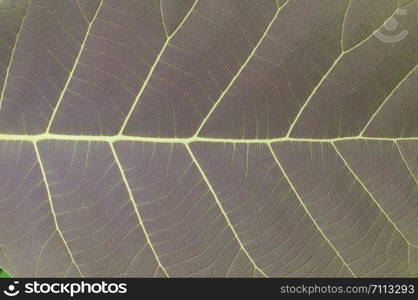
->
[0, 0, 417, 277]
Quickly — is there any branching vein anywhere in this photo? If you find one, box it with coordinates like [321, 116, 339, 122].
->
[118, 0, 199, 135]
[0, 133, 416, 143]
[395, 141, 418, 187]
[359, 65, 418, 136]
[46, 0, 104, 133]
[186, 144, 268, 277]
[0, 0, 417, 278]
[33, 142, 84, 277]
[285, 6, 411, 137]
[0, 0, 31, 109]
[193, 0, 290, 137]
[109, 142, 170, 277]
[332, 142, 417, 273]
[268, 144, 356, 277]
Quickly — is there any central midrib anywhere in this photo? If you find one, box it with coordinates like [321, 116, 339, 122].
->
[0, 133, 416, 143]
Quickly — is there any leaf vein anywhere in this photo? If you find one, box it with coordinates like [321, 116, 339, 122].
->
[193, 0, 290, 137]
[286, 6, 411, 137]
[109, 142, 170, 277]
[118, 0, 199, 135]
[46, 0, 104, 133]
[268, 144, 356, 277]
[33, 142, 84, 277]
[186, 144, 268, 277]
[0, 0, 31, 109]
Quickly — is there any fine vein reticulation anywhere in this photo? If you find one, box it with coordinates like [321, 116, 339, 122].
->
[0, 0, 31, 109]
[110, 142, 170, 277]
[286, 1, 417, 138]
[46, 0, 105, 133]
[0, 0, 417, 277]
[33, 142, 84, 277]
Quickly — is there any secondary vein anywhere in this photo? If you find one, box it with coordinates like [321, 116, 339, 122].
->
[268, 144, 356, 277]
[118, 0, 199, 135]
[186, 144, 268, 277]
[332, 142, 417, 270]
[359, 64, 418, 136]
[0, 0, 32, 109]
[286, 6, 411, 137]
[33, 141, 84, 277]
[193, 0, 290, 138]
[109, 142, 170, 277]
[46, 0, 104, 133]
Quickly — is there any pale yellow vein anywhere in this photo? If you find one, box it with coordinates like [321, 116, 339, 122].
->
[285, 6, 411, 138]
[46, 0, 104, 133]
[0, 133, 416, 143]
[118, 0, 199, 135]
[341, 0, 352, 51]
[160, 0, 168, 38]
[0, 0, 31, 109]
[33, 141, 84, 277]
[395, 141, 418, 187]
[109, 142, 170, 277]
[186, 144, 268, 277]
[332, 142, 417, 273]
[360, 64, 418, 136]
[268, 143, 357, 277]
[193, 0, 290, 138]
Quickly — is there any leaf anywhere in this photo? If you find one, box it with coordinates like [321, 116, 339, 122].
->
[0, 268, 11, 278]
[0, 0, 417, 278]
